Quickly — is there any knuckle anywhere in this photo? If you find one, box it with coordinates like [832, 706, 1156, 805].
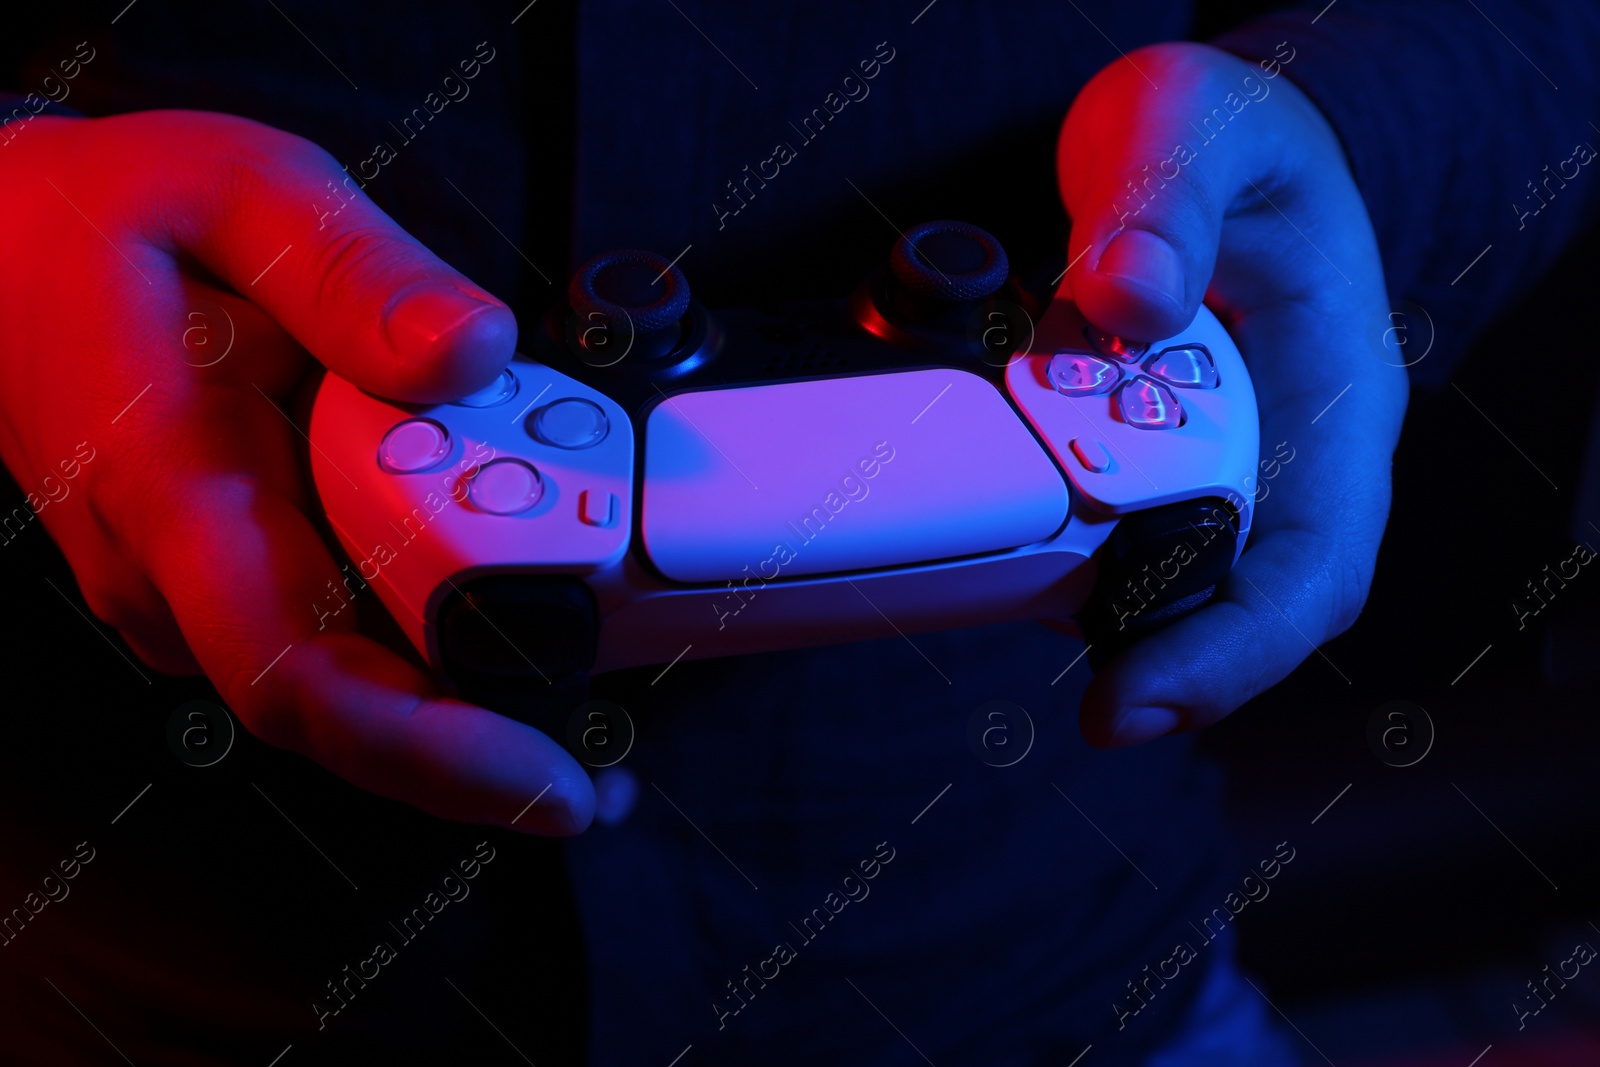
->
[77, 576, 153, 638]
[306, 224, 413, 317]
[206, 117, 340, 212]
[223, 675, 284, 739]
[220, 117, 329, 175]
[219, 653, 305, 750]
[1326, 554, 1374, 639]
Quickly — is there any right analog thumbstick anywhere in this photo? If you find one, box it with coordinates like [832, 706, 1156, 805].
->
[889, 220, 1010, 303]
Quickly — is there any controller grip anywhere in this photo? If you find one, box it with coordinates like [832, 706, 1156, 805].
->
[437, 577, 598, 744]
[1078, 499, 1239, 670]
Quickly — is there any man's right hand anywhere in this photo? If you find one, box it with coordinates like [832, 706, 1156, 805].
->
[1057, 44, 1409, 746]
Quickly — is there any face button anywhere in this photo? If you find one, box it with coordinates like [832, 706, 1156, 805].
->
[470, 458, 544, 514]
[453, 368, 519, 408]
[532, 398, 610, 449]
[579, 488, 619, 528]
[1117, 375, 1184, 430]
[1084, 326, 1148, 363]
[1048, 349, 1123, 396]
[378, 418, 451, 473]
[1069, 437, 1112, 473]
[1144, 344, 1218, 389]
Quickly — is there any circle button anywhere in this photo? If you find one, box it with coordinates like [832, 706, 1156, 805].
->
[532, 398, 610, 449]
[378, 419, 451, 473]
[470, 458, 544, 514]
[1144, 345, 1218, 389]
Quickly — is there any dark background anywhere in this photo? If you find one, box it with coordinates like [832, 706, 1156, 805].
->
[1207, 224, 1600, 1060]
[2, 0, 1598, 1063]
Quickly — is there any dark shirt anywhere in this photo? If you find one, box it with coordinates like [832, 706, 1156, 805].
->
[3, 2, 1598, 1064]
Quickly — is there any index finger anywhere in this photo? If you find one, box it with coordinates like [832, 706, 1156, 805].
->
[115, 406, 594, 834]
[75, 110, 518, 403]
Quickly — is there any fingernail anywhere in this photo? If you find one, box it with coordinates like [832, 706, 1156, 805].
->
[383, 282, 499, 356]
[1095, 229, 1185, 308]
[1108, 705, 1181, 746]
[545, 779, 597, 835]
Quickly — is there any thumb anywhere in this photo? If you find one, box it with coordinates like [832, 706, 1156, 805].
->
[145, 112, 517, 403]
[1058, 45, 1254, 340]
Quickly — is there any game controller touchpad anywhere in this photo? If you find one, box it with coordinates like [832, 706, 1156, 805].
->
[640, 369, 1070, 583]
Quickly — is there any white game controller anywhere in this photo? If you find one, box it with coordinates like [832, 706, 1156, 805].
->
[309, 221, 1258, 720]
